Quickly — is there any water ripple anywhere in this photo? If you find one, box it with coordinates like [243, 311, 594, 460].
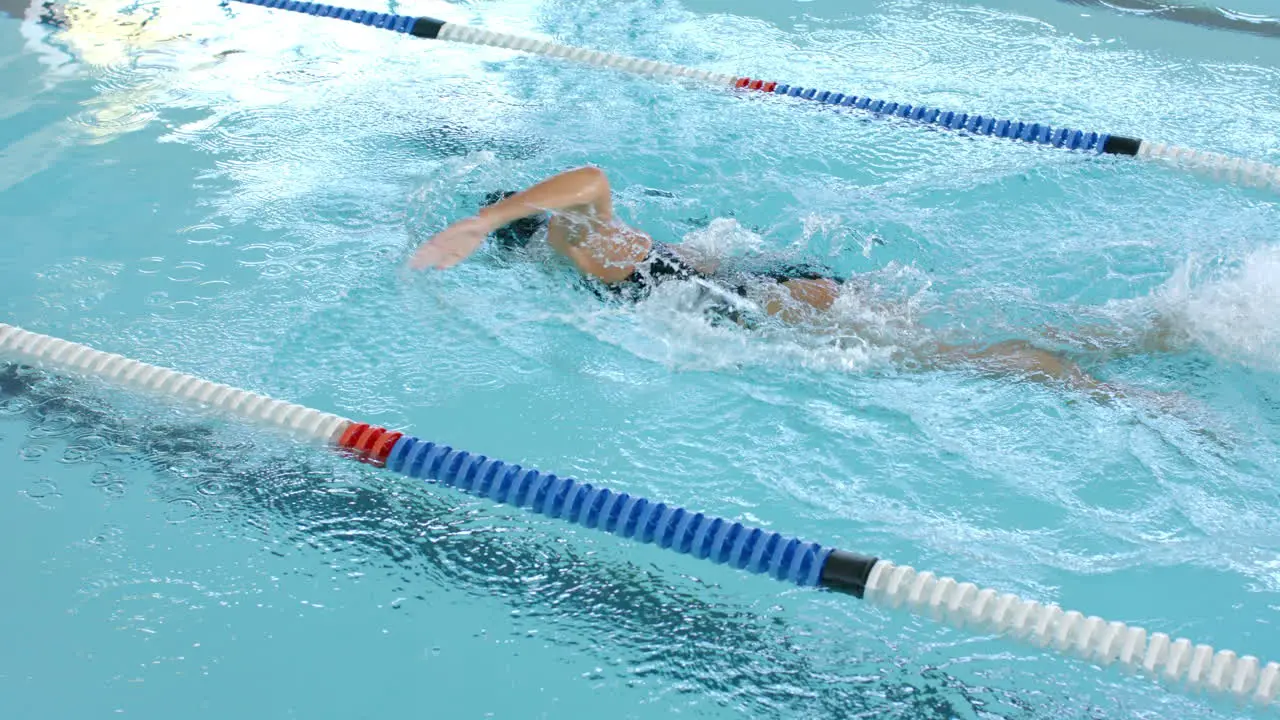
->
[0, 362, 1211, 717]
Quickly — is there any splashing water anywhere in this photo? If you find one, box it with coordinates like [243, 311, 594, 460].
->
[678, 217, 767, 258]
[1154, 245, 1280, 370]
[563, 255, 937, 375]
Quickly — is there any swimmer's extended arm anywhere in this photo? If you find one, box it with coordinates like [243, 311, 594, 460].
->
[409, 166, 616, 270]
[478, 166, 613, 230]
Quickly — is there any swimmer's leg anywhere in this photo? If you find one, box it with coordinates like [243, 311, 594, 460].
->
[940, 340, 1096, 383]
[1041, 314, 1189, 359]
[928, 339, 1197, 412]
[931, 339, 1122, 401]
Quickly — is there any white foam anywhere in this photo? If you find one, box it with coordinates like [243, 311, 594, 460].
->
[563, 261, 935, 374]
[1153, 245, 1280, 370]
[678, 218, 768, 259]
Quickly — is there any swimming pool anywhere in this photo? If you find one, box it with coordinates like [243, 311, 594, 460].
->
[2, 0, 1279, 717]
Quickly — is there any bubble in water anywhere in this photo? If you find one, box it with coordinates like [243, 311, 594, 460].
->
[24, 477, 59, 499]
[164, 498, 202, 524]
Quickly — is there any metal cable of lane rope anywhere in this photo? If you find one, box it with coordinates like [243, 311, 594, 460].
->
[1, 321, 1276, 708]
[227, 0, 1280, 192]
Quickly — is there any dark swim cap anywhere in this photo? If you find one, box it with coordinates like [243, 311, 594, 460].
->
[483, 190, 548, 248]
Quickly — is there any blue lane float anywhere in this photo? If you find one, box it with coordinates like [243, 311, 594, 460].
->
[751, 77, 1118, 154]
[323, 421, 873, 592]
[380, 434, 844, 588]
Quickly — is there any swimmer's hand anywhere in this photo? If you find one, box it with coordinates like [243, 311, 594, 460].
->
[409, 216, 491, 270]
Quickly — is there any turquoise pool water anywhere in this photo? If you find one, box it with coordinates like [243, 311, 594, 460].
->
[2, 0, 1280, 717]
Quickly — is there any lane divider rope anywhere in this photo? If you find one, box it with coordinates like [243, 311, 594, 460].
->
[228, 0, 1280, 192]
[1, 320, 1275, 707]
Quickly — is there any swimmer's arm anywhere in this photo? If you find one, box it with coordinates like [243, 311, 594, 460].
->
[410, 166, 629, 272]
[476, 166, 613, 232]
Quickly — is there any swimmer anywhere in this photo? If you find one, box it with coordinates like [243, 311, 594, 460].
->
[409, 166, 1175, 399]
[411, 167, 847, 317]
